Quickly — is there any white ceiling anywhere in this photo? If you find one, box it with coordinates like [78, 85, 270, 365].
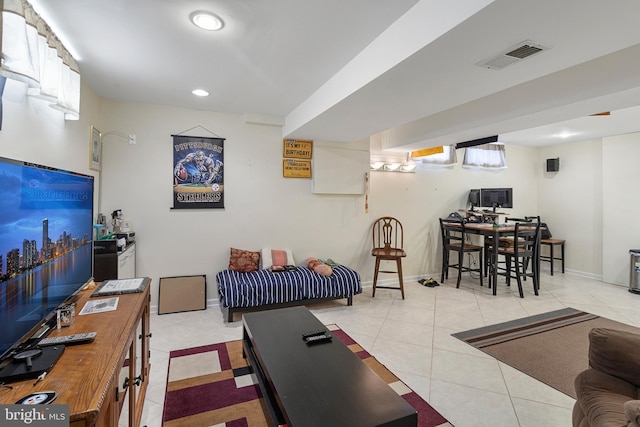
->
[29, 0, 640, 151]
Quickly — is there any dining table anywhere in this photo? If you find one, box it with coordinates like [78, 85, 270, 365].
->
[442, 221, 540, 295]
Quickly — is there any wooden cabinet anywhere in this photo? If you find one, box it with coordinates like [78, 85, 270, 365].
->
[116, 285, 151, 427]
[0, 278, 151, 427]
[117, 244, 136, 279]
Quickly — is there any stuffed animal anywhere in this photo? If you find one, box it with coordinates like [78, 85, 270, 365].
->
[306, 257, 332, 276]
[625, 400, 640, 427]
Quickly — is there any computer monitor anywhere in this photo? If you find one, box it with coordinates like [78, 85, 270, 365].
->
[468, 189, 481, 210]
[480, 188, 513, 209]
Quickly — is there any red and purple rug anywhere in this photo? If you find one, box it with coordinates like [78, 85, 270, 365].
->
[163, 325, 451, 426]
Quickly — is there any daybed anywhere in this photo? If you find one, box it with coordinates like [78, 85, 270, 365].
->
[216, 265, 362, 322]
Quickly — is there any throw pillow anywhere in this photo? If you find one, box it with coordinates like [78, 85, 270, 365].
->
[228, 248, 260, 272]
[261, 248, 296, 269]
[626, 400, 640, 427]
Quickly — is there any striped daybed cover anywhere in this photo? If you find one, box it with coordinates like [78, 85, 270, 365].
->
[216, 265, 362, 321]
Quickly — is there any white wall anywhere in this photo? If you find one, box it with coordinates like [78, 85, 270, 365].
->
[98, 100, 374, 306]
[4, 81, 615, 311]
[97, 97, 539, 307]
[537, 140, 603, 279]
[602, 133, 640, 285]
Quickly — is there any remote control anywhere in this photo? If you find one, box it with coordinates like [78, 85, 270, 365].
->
[302, 329, 327, 339]
[304, 333, 332, 345]
[38, 332, 97, 346]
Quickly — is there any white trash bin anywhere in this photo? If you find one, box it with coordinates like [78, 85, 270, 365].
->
[629, 249, 640, 294]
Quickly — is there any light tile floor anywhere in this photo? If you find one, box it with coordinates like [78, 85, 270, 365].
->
[139, 270, 640, 427]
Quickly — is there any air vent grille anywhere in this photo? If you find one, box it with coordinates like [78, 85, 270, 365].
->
[476, 40, 551, 70]
[505, 44, 543, 59]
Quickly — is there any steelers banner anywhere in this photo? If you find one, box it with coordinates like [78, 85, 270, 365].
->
[172, 135, 225, 209]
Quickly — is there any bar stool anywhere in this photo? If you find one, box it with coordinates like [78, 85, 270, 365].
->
[440, 218, 484, 289]
[540, 238, 565, 275]
[494, 221, 541, 298]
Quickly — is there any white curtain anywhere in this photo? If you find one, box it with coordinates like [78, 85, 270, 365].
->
[1, 0, 80, 119]
[421, 145, 458, 166]
[463, 143, 507, 169]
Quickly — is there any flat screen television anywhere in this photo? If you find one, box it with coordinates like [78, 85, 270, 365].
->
[0, 156, 94, 364]
[480, 187, 513, 209]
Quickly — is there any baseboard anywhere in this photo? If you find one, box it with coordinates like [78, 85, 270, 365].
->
[151, 297, 220, 315]
[360, 274, 431, 289]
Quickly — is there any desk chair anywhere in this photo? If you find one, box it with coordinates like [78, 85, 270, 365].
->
[493, 221, 541, 298]
[371, 216, 407, 299]
[440, 218, 483, 289]
[540, 238, 565, 275]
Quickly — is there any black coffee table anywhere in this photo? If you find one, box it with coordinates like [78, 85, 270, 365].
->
[242, 306, 417, 427]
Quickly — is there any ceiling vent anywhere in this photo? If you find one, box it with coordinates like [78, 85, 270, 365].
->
[476, 40, 551, 70]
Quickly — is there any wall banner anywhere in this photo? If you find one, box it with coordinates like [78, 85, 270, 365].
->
[172, 135, 225, 209]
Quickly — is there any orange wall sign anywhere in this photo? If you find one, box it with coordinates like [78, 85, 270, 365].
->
[283, 159, 311, 178]
[283, 139, 313, 159]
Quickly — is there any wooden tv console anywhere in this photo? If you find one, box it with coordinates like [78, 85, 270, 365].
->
[0, 278, 151, 427]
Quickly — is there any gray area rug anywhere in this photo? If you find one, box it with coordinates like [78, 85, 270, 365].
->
[452, 307, 640, 398]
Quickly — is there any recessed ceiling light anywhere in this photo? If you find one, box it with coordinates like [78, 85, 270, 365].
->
[190, 11, 224, 31]
[192, 89, 209, 97]
[555, 131, 577, 139]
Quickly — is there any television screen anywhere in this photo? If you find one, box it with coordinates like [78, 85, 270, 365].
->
[0, 156, 94, 362]
[480, 188, 513, 209]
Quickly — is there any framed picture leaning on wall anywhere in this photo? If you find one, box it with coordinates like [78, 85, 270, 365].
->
[90, 125, 102, 171]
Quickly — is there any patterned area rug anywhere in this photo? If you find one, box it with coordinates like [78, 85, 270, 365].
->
[163, 325, 451, 427]
[452, 307, 640, 398]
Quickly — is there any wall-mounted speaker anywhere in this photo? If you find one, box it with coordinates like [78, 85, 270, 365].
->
[546, 158, 559, 172]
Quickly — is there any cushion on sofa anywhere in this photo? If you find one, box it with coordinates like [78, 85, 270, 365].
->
[261, 248, 296, 269]
[228, 248, 260, 272]
[589, 328, 640, 387]
[574, 368, 637, 427]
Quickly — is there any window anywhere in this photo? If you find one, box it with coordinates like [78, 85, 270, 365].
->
[463, 143, 506, 169]
[420, 145, 457, 166]
[1, 0, 80, 120]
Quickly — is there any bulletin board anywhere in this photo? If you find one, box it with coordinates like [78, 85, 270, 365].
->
[312, 146, 369, 194]
[158, 275, 207, 314]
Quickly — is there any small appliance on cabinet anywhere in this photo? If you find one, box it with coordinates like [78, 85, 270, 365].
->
[94, 239, 136, 281]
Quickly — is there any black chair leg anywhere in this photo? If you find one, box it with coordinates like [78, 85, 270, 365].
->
[532, 257, 537, 285]
[515, 264, 524, 298]
[456, 252, 463, 288]
[442, 250, 450, 282]
[479, 251, 484, 287]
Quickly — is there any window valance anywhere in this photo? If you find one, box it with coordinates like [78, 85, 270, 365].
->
[420, 144, 458, 166]
[1, 0, 80, 119]
[463, 143, 507, 169]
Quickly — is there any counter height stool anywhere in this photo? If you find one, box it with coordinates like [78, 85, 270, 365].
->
[440, 218, 483, 289]
[540, 238, 565, 275]
[493, 221, 541, 298]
